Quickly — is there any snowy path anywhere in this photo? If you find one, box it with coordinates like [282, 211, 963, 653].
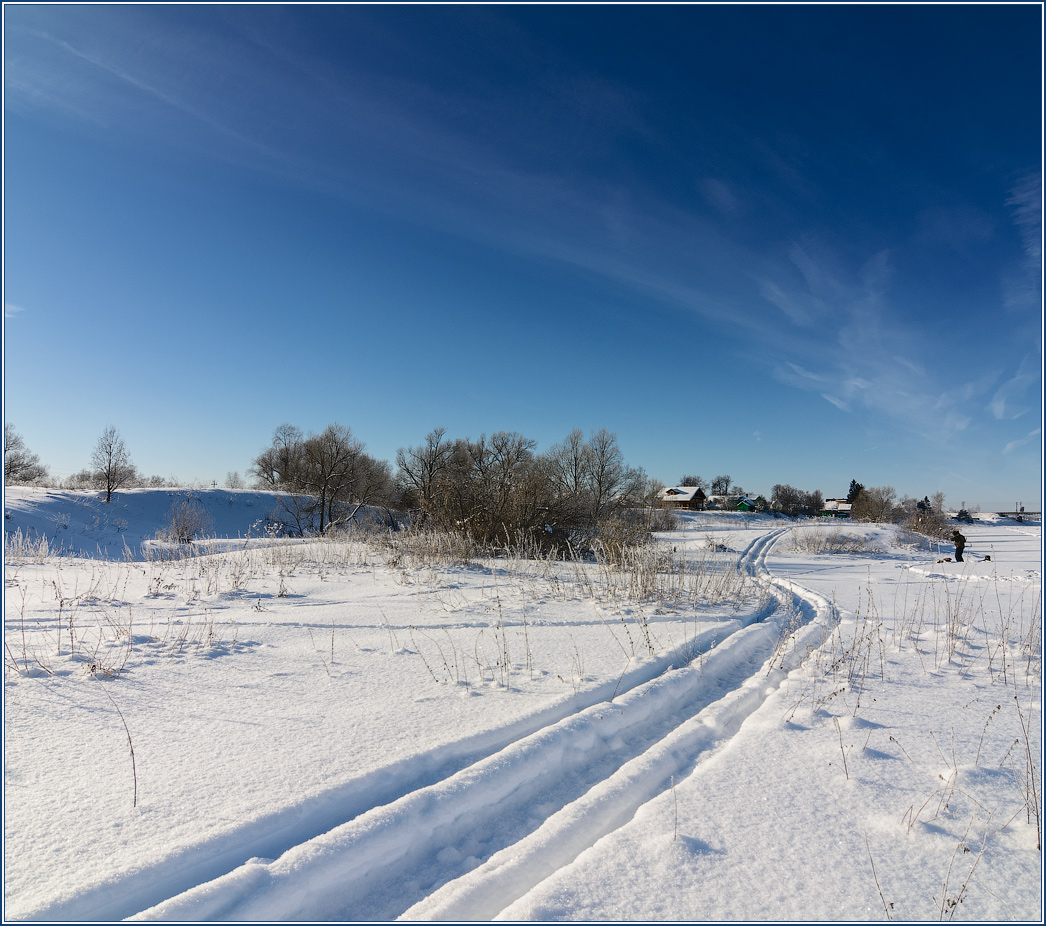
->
[25, 632, 736, 923]
[119, 527, 839, 922]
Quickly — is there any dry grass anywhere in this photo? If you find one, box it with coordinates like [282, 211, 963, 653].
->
[786, 525, 885, 555]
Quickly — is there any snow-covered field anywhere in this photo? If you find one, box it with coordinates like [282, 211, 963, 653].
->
[3, 488, 1042, 921]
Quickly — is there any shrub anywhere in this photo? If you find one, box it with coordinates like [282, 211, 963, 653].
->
[901, 506, 950, 540]
[850, 485, 897, 522]
[593, 509, 659, 561]
[788, 527, 884, 554]
[156, 499, 214, 544]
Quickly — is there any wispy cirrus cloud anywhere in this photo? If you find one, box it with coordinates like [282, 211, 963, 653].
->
[1007, 173, 1042, 271]
[990, 356, 1040, 420]
[6, 6, 1038, 465]
[7, 16, 294, 171]
[820, 393, 850, 412]
[9, 6, 744, 337]
[4, 303, 26, 319]
[1003, 427, 1042, 455]
[760, 280, 816, 327]
[1003, 173, 1043, 309]
[8, 5, 793, 348]
[763, 237, 1012, 447]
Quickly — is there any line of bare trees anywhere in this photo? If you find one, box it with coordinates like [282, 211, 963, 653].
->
[679, 474, 741, 496]
[249, 424, 661, 551]
[5, 420, 960, 545]
[848, 482, 951, 537]
[771, 484, 824, 518]
[6, 423, 144, 499]
[395, 427, 656, 549]
[250, 423, 393, 535]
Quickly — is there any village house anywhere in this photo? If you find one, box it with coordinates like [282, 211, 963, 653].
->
[701, 494, 767, 512]
[821, 498, 852, 518]
[658, 486, 707, 510]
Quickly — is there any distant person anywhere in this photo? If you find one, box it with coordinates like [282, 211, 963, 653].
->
[950, 529, 966, 563]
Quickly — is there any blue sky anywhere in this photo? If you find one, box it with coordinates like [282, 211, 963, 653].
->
[3, 4, 1042, 511]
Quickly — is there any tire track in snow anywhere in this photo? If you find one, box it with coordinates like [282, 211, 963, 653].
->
[128, 619, 770, 921]
[34, 568, 764, 922]
[123, 527, 840, 922]
[23, 637, 713, 923]
[403, 527, 839, 921]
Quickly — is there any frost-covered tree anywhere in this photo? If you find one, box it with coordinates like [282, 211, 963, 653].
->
[91, 425, 136, 503]
[158, 498, 214, 543]
[4, 425, 48, 483]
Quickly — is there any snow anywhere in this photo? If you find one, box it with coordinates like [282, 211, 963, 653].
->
[4, 487, 1042, 921]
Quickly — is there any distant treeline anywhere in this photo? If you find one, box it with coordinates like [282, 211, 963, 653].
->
[251, 424, 665, 551]
[4, 423, 956, 545]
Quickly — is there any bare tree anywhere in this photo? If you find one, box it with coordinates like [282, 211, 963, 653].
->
[252, 423, 392, 534]
[91, 426, 136, 503]
[396, 428, 455, 525]
[585, 428, 645, 520]
[63, 469, 95, 490]
[346, 453, 396, 525]
[644, 477, 667, 502]
[771, 484, 823, 517]
[399, 430, 557, 545]
[680, 474, 706, 489]
[710, 474, 733, 496]
[4, 424, 48, 483]
[543, 428, 645, 524]
[299, 424, 366, 533]
[545, 428, 589, 496]
[542, 428, 592, 529]
[898, 493, 950, 538]
[851, 485, 897, 522]
[433, 432, 543, 544]
[250, 423, 305, 490]
[395, 426, 654, 553]
[539, 428, 648, 552]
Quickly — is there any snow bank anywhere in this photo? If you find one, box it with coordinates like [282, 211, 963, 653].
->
[4, 487, 286, 560]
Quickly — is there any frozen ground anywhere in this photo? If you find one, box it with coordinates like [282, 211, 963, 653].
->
[3, 488, 1042, 921]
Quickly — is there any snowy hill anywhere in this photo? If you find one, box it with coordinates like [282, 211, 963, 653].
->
[4, 487, 289, 560]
